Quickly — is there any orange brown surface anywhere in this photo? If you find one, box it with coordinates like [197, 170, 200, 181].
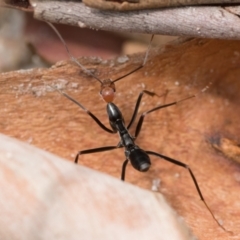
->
[0, 38, 240, 239]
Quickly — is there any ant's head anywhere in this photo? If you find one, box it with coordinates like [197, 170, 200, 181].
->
[100, 79, 116, 103]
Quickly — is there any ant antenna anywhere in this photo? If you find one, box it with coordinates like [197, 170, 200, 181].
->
[100, 34, 154, 102]
[112, 34, 154, 83]
[46, 21, 154, 103]
[46, 22, 103, 84]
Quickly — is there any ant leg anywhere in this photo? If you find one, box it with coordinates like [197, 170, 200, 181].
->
[146, 150, 228, 232]
[75, 146, 119, 164]
[121, 159, 129, 181]
[134, 95, 195, 139]
[57, 90, 116, 134]
[127, 90, 159, 129]
[113, 35, 154, 83]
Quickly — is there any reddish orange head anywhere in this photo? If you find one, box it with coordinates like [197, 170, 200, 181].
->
[100, 79, 116, 103]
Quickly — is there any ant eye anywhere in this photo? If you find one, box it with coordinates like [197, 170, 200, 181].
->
[101, 87, 115, 103]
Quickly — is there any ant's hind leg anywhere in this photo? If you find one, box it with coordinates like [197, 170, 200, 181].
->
[146, 150, 228, 232]
[121, 159, 129, 181]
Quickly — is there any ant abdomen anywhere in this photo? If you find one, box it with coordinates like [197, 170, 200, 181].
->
[129, 148, 151, 172]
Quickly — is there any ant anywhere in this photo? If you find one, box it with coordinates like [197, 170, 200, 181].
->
[47, 22, 228, 232]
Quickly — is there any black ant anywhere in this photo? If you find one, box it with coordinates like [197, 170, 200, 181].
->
[47, 22, 228, 232]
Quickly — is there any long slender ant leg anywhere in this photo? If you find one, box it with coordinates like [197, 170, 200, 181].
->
[146, 150, 228, 232]
[127, 90, 159, 129]
[75, 146, 119, 164]
[134, 95, 195, 139]
[56, 90, 116, 134]
[127, 90, 168, 130]
[134, 84, 212, 139]
[121, 159, 129, 181]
